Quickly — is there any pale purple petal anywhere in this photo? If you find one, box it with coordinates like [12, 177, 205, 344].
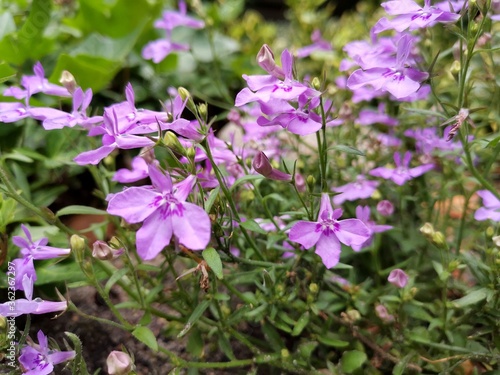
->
[171, 202, 211, 250]
[74, 145, 115, 165]
[335, 219, 371, 246]
[136, 210, 173, 260]
[107, 187, 160, 223]
[315, 233, 341, 268]
[288, 221, 322, 248]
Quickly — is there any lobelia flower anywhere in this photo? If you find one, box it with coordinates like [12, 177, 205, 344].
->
[0, 274, 67, 317]
[352, 206, 393, 250]
[474, 190, 500, 221]
[92, 240, 124, 260]
[289, 193, 371, 268]
[296, 29, 332, 58]
[235, 48, 320, 106]
[356, 103, 399, 127]
[388, 268, 409, 288]
[107, 164, 211, 260]
[19, 330, 75, 375]
[347, 34, 429, 99]
[142, 0, 204, 63]
[372, 0, 461, 34]
[74, 107, 155, 165]
[332, 175, 379, 205]
[3, 62, 70, 100]
[11, 225, 71, 291]
[369, 151, 433, 186]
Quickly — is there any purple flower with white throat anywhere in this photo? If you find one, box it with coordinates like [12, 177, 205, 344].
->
[347, 34, 429, 99]
[288, 193, 370, 268]
[107, 164, 211, 260]
[474, 190, 500, 221]
[373, 0, 461, 34]
[296, 29, 332, 58]
[19, 330, 75, 375]
[369, 151, 433, 185]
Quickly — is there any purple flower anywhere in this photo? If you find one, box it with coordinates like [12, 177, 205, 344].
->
[107, 164, 211, 260]
[74, 107, 155, 165]
[0, 274, 67, 317]
[332, 176, 379, 205]
[373, 0, 461, 34]
[388, 268, 409, 288]
[369, 151, 433, 185]
[352, 206, 393, 250]
[474, 190, 500, 221]
[296, 29, 332, 58]
[256, 44, 285, 79]
[3, 62, 70, 99]
[11, 225, 71, 290]
[235, 48, 319, 106]
[347, 34, 429, 99]
[356, 103, 399, 127]
[288, 193, 370, 268]
[19, 330, 75, 375]
[142, 0, 204, 63]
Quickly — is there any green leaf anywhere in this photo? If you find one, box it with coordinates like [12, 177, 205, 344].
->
[56, 205, 108, 217]
[217, 333, 236, 360]
[229, 174, 263, 191]
[202, 247, 223, 280]
[291, 312, 310, 336]
[204, 186, 220, 213]
[65, 332, 91, 375]
[104, 268, 129, 296]
[0, 61, 16, 84]
[178, 299, 211, 338]
[187, 327, 204, 358]
[328, 145, 365, 156]
[240, 219, 267, 235]
[318, 335, 349, 348]
[132, 326, 158, 352]
[452, 288, 491, 308]
[341, 350, 367, 373]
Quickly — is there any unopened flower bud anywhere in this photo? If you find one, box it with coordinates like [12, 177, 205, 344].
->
[377, 200, 394, 216]
[107, 350, 134, 375]
[70, 235, 85, 263]
[177, 87, 197, 114]
[163, 131, 185, 155]
[388, 268, 409, 288]
[281, 348, 290, 358]
[450, 60, 461, 78]
[309, 283, 319, 295]
[257, 44, 285, 80]
[492, 235, 500, 247]
[252, 152, 291, 181]
[375, 304, 394, 323]
[306, 175, 316, 190]
[432, 231, 447, 249]
[92, 240, 124, 260]
[294, 172, 306, 192]
[311, 77, 321, 90]
[420, 222, 435, 240]
[486, 226, 494, 237]
[198, 103, 207, 121]
[59, 70, 77, 94]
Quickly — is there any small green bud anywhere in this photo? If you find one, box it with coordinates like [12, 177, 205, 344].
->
[309, 283, 319, 295]
[345, 309, 361, 322]
[198, 103, 208, 121]
[371, 189, 382, 200]
[449, 60, 461, 78]
[70, 235, 86, 263]
[281, 348, 290, 358]
[186, 147, 196, 160]
[311, 77, 321, 90]
[306, 175, 316, 190]
[177, 87, 197, 114]
[486, 226, 494, 237]
[240, 190, 255, 201]
[163, 131, 185, 155]
[432, 231, 447, 249]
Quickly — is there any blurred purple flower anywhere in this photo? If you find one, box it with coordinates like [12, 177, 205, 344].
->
[296, 29, 332, 58]
[289, 193, 370, 268]
[332, 176, 379, 205]
[369, 151, 433, 185]
[474, 190, 500, 221]
[352, 205, 392, 250]
[377, 200, 394, 216]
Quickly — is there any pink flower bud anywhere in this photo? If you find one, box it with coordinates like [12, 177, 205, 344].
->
[107, 351, 133, 375]
[252, 152, 291, 181]
[375, 304, 394, 323]
[92, 241, 124, 260]
[257, 44, 285, 80]
[388, 269, 409, 288]
[377, 200, 394, 216]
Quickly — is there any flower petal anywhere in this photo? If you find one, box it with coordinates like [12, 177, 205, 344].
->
[107, 187, 160, 223]
[136, 210, 173, 260]
[171, 202, 211, 250]
[315, 233, 341, 268]
[289, 221, 322, 248]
